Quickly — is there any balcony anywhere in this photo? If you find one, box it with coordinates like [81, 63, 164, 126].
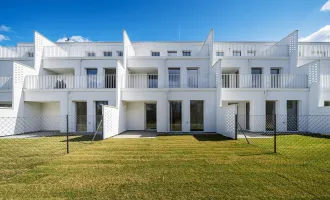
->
[222, 74, 308, 89]
[126, 74, 158, 88]
[24, 75, 116, 90]
[43, 45, 124, 58]
[168, 74, 210, 88]
[298, 44, 330, 57]
[214, 44, 289, 57]
[0, 46, 34, 59]
[321, 75, 330, 89]
[0, 77, 12, 90]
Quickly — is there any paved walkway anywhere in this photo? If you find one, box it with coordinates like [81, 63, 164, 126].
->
[112, 131, 157, 139]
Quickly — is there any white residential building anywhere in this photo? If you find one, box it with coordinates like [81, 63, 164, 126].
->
[0, 30, 330, 138]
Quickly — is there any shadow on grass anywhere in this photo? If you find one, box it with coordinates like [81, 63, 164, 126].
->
[60, 135, 103, 143]
[193, 134, 233, 142]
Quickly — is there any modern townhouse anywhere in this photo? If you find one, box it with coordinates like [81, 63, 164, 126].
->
[0, 30, 330, 138]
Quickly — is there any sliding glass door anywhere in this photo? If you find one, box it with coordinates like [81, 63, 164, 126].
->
[146, 103, 157, 130]
[287, 100, 298, 131]
[190, 101, 203, 131]
[169, 101, 182, 131]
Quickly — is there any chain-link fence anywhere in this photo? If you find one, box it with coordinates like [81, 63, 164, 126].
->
[236, 115, 330, 169]
[0, 115, 103, 180]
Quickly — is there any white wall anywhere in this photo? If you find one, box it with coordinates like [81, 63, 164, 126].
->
[126, 102, 145, 130]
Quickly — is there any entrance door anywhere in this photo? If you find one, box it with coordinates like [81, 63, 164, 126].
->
[76, 102, 87, 132]
[266, 101, 276, 131]
[252, 68, 262, 88]
[190, 101, 203, 131]
[87, 69, 97, 88]
[287, 100, 298, 131]
[246, 102, 250, 130]
[95, 101, 108, 132]
[104, 69, 116, 88]
[146, 103, 157, 130]
[271, 69, 280, 88]
[169, 101, 182, 131]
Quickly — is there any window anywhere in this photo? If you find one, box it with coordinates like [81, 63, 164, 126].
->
[0, 103, 12, 108]
[117, 51, 123, 57]
[151, 51, 160, 56]
[216, 51, 224, 56]
[28, 52, 34, 58]
[168, 51, 177, 56]
[87, 52, 96, 57]
[325, 101, 330, 107]
[182, 51, 191, 56]
[247, 50, 256, 56]
[168, 68, 180, 88]
[233, 50, 241, 56]
[104, 51, 112, 57]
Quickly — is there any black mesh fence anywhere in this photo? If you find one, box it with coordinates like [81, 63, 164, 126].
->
[236, 115, 330, 170]
[0, 115, 103, 180]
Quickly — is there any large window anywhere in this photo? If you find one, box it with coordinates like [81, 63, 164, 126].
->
[87, 69, 97, 88]
[87, 52, 96, 57]
[146, 103, 157, 130]
[95, 101, 108, 132]
[168, 68, 180, 88]
[187, 69, 198, 88]
[151, 51, 160, 56]
[247, 50, 256, 56]
[168, 51, 177, 56]
[190, 101, 204, 131]
[169, 101, 182, 131]
[216, 51, 224, 56]
[251, 68, 262, 88]
[182, 51, 191, 56]
[104, 51, 112, 57]
[233, 50, 241, 56]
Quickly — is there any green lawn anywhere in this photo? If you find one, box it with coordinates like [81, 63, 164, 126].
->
[0, 134, 330, 199]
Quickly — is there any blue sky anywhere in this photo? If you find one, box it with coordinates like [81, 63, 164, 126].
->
[0, 0, 329, 45]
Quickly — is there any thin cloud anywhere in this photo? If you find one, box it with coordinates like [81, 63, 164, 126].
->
[0, 25, 11, 32]
[299, 25, 330, 42]
[0, 34, 10, 42]
[321, 0, 330, 11]
[57, 36, 91, 42]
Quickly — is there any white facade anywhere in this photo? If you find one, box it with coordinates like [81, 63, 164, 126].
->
[1, 30, 330, 138]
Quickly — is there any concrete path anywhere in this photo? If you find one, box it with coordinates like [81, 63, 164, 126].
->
[112, 131, 157, 139]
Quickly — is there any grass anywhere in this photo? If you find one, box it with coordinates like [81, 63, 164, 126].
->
[0, 134, 330, 199]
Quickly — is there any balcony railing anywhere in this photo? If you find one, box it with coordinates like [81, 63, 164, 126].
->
[126, 74, 158, 88]
[321, 75, 330, 89]
[299, 44, 330, 57]
[24, 75, 116, 90]
[0, 76, 12, 90]
[222, 74, 308, 89]
[0, 46, 34, 58]
[43, 45, 124, 58]
[214, 44, 289, 57]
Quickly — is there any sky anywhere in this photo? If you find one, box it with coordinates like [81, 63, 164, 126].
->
[0, 0, 330, 45]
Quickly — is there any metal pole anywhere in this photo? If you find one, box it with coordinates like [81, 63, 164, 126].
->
[235, 114, 238, 140]
[66, 115, 69, 154]
[274, 114, 277, 153]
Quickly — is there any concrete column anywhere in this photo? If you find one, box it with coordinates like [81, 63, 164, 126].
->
[157, 97, 167, 133]
[181, 67, 187, 88]
[158, 67, 165, 88]
[182, 100, 190, 132]
[87, 100, 94, 132]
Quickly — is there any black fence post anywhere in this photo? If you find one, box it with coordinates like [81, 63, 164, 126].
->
[274, 114, 277, 153]
[235, 114, 238, 140]
[66, 115, 69, 154]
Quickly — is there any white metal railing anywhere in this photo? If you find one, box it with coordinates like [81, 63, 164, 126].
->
[169, 74, 181, 88]
[298, 44, 330, 57]
[187, 75, 210, 88]
[0, 46, 34, 58]
[214, 44, 289, 57]
[43, 45, 124, 57]
[222, 74, 308, 89]
[321, 75, 330, 89]
[0, 76, 12, 90]
[126, 74, 158, 88]
[24, 75, 116, 89]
